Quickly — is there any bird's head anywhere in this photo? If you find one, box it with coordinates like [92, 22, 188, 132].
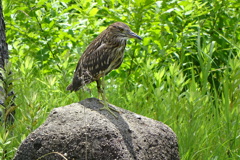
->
[108, 22, 142, 40]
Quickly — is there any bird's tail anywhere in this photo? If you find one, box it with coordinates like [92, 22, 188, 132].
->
[66, 83, 74, 91]
[67, 76, 85, 91]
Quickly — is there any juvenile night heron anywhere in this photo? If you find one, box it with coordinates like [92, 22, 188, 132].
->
[67, 22, 142, 116]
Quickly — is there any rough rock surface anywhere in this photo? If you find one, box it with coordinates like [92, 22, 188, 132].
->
[14, 98, 179, 160]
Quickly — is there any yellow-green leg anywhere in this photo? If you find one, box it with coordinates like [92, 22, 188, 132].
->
[96, 77, 118, 117]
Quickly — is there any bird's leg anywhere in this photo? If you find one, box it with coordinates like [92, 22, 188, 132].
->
[96, 77, 118, 117]
[96, 79, 104, 100]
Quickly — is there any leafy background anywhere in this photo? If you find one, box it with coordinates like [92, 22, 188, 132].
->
[1, 0, 240, 159]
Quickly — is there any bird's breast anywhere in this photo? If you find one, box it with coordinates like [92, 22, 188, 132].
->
[104, 46, 125, 74]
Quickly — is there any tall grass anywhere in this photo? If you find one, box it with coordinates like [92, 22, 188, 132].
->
[1, 0, 239, 159]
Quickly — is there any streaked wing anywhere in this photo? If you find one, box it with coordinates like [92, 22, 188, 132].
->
[71, 42, 124, 90]
[80, 42, 125, 80]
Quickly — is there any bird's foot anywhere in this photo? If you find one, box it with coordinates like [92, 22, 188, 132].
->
[99, 100, 119, 118]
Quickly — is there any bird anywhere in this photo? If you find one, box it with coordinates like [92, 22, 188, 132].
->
[67, 22, 142, 117]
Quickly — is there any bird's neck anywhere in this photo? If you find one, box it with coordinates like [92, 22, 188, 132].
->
[106, 35, 127, 46]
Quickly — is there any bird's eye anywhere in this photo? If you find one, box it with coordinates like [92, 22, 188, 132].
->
[112, 25, 124, 32]
[118, 27, 124, 32]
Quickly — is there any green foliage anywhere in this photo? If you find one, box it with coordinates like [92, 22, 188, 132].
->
[0, 62, 16, 123]
[1, 0, 240, 159]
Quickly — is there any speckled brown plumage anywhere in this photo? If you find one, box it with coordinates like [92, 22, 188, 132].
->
[67, 22, 142, 92]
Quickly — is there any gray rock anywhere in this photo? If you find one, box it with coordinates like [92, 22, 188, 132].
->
[13, 98, 179, 160]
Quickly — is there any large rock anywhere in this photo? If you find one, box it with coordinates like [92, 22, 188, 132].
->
[14, 98, 179, 160]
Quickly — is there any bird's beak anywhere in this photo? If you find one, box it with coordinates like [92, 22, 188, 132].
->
[128, 31, 142, 40]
